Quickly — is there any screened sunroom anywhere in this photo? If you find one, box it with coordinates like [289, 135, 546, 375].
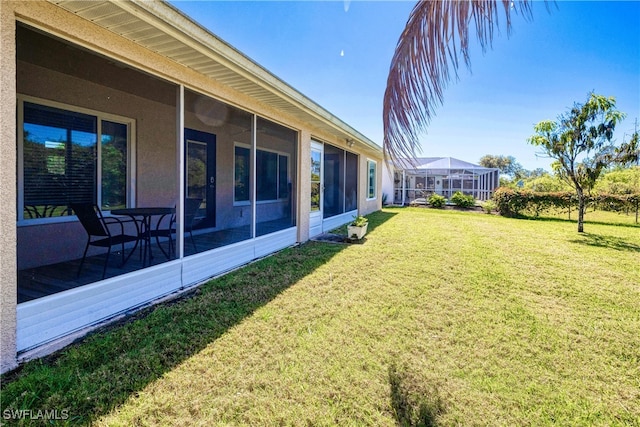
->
[2, 0, 382, 371]
[390, 157, 500, 204]
[16, 24, 298, 302]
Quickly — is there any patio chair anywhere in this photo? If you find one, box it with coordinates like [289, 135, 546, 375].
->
[70, 203, 140, 279]
[151, 198, 202, 258]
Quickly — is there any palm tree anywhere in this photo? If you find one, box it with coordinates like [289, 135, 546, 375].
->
[383, 0, 538, 167]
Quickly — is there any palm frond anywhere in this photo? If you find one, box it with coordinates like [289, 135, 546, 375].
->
[383, 0, 536, 167]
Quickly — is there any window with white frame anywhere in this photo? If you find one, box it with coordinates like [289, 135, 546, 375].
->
[234, 144, 290, 203]
[19, 98, 133, 220]
[367, 159, 377, 199]
[234, 145, 250, 203]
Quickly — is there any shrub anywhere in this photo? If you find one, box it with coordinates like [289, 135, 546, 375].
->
[451, 191, 475, 208]
[481, 200, 496, 214]
[493, 187, 529, 216]
[492, 187, 639, 222]
[428, 194, 446, 208]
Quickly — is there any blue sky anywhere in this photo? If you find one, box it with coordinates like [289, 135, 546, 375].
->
[171, 1, 640, 171]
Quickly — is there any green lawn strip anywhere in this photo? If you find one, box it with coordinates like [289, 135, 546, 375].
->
[2, 208, 639, 426]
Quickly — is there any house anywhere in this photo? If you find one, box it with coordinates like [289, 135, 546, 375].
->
[0, 0, 382, 373]
[382, 157, 499, 204]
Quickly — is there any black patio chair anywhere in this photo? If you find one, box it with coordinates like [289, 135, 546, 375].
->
[151, 198, 202, 259]
[70, 203, 140, 279]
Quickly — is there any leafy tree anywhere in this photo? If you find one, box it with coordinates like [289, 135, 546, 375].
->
[528, 93, 639, 232]
[522, 168, 548, 179]
[383, 0, 539, 166]
[479, 154, 523, 177]
[522, 174, 571, 193]
[497, 164, 550, 188]
[594, 166, 640, 195]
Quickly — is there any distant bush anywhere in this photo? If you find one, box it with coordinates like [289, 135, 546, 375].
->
[493, 187, 573, 217]
[428, 194, 446, 208]
[492, 187, 639, 222]
[451, 191, 475, 208]
[481, 200, 496, 214]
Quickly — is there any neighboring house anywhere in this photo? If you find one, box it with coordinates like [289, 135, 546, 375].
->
[382, 157, 500, 204]
[0, 1, 382, 373]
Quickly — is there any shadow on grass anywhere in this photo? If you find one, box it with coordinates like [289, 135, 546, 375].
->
[389, 363, 445, 427]
[569, 233, 640, 252]
[1, 210, 397, 426]
[515, 214, 640, 229]
[368, 210, 399, 231]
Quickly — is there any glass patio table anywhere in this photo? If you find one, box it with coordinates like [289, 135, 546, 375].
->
[111, 207, 175, 267]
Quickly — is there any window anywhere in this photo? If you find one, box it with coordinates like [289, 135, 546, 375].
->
[256, 150, 278, 201]
[19, 99, 133, 220]
[234, 144, 289, 203]
[234, 145, 250, 203]
[255, 117, 297, 235]
[278, 155, 289, 199]
[367, 160, 377, 199]
[101, 121, 129, 210]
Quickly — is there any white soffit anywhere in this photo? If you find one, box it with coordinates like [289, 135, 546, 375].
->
[47, 0, 381, 153]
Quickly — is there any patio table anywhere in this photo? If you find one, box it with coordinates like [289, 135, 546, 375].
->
[111, 207, 175, 267]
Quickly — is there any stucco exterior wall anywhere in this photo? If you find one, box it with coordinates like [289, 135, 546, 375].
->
[297, 130, 312, 243]
[359, 155, 383, 216]
[381, 162, 395, 205]
[1, 1, 18, 374]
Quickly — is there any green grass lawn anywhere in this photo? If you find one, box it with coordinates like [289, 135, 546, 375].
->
[2, 207, 639, 426]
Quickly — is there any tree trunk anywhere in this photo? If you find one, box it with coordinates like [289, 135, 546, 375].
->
[577, 189, 585, 233]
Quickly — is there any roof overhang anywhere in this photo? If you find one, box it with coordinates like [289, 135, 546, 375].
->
[47, 0, 381, 154]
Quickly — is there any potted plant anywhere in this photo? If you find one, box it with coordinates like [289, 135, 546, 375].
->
[347, 215, 368, 240]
